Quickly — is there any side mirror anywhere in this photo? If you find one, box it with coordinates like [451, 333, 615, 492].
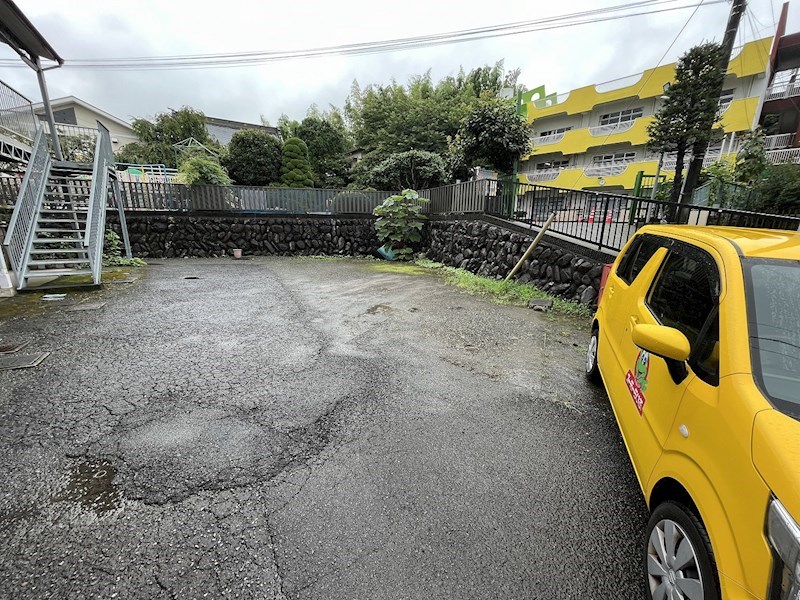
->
[632, 323, 690, 362]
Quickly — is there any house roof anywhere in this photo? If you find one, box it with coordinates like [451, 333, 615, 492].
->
[31, 95, 134, 131]
[0, 0, 62, 64]
[205, 115, 279, 136]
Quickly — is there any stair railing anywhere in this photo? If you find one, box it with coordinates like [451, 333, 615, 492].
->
[2, 125, 51, 280]
[84, 122, 113, 284]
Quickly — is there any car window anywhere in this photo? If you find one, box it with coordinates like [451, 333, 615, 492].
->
[647, 244, 720, 385]
[617, 235, 667, 285]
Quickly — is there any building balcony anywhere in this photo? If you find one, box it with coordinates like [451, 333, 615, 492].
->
[588, 121, 635, 137]
[765, 81, 800, 101]
[525, 168, 564, 182]
[583, 162, 632, 177]
[765, 133, 794, 150]
[766, 147, 800, 165]
[531, 131, 566, 146]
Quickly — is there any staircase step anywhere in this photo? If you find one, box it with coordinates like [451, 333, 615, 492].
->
[29, 248, 88, 255]
[25, 268, 93, 278]
[36, 227, 87, 233]
[33, 236, 83, 244]
[37, 218, 84, 224]
[28, 258, 90, 266]
[39, 208, 89, 213]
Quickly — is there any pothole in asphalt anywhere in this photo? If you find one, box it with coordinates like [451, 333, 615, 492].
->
[366, 303, 391, 314]
[114, 409, 292, 504]
[52, 460, 121, 515]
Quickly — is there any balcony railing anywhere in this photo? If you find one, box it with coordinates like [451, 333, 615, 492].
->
[588, 120, 636, 137]
[526, 168, 564, 182]
[584, 161, 632, 177]
[0, 79, 36, 146]
[765, 133, 794, 150]
[766, 81, 800, 101]
[531, 131, 566, 146]
[766, 148, 800, 165]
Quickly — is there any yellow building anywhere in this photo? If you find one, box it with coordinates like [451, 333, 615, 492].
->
[519, 37, 775, 194]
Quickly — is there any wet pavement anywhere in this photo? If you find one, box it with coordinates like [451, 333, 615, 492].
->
[0, 257, 648, 599]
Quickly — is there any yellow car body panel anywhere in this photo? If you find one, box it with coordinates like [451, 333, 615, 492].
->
[594, 225, 800, 599]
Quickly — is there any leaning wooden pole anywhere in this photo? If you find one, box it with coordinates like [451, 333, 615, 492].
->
[504, 211, 557, 282]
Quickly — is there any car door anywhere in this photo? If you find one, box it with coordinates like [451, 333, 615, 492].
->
[625, 241, 721, 482]
[600, 234, 671, 481]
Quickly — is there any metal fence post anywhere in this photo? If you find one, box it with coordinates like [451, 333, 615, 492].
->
[597, 194, 609, 251]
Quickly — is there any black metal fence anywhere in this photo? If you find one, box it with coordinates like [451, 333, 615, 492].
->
[492, 181, 800, 253]
[2, 175, 798, 255]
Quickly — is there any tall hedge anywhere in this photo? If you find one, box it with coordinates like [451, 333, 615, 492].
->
[280, 137, 315, 188]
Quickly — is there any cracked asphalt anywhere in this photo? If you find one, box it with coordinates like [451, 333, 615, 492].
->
[0, 257, 648, 599]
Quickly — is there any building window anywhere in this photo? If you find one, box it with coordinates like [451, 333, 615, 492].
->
[598, 108, 643, 126]
[536, 159, 570, 170]
[592, 152, 636, 165]
[537, 127, 572, 137]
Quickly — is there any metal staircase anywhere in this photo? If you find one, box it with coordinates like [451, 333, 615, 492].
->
[2, 121, 129, 290]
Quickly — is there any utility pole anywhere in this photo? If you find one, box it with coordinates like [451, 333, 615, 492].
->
[679, 0, 746, 210]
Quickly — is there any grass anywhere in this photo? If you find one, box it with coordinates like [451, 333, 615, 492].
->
[414, 258, 594, 319]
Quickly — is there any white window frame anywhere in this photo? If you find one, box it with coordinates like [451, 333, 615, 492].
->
[598, 108, 643, 126]
[592, 152, 636, 166]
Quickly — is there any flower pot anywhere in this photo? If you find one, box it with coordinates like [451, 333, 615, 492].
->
[232, 249, 243, 259]
[377, 243, 396, 261]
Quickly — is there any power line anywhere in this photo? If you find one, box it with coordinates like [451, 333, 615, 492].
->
[0, 0, 726, 71]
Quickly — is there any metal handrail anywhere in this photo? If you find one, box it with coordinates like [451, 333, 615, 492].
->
[0, 79, 37, 146]
[2, 126, 50, 276]
[85, 122, 112, 284]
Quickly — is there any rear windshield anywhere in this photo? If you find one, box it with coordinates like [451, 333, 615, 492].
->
[744, 258, 800, 419]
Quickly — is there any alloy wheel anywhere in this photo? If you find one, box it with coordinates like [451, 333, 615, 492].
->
[647, 519, 704, 600]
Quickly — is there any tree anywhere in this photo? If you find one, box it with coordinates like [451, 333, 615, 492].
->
[294, 113, 351, 188]
[647, 43, 725, 203]
[752, 164, 800, 214]
[280, 137, 314, 187]
[734, 127, 768, 185]
[345, 62, 524, 181]
[366, 150, 447, 190]
[116, 107, 219, 169]
[179, 155, 232, 185]
[223, 129, 282, 186]
[453, 96, 532, 175]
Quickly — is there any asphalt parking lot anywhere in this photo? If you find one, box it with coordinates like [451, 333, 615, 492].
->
[0, 257, 648, 599]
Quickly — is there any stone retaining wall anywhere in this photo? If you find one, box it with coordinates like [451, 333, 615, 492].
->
[108, 212, 604, 305]
[426, 220, 604, 306]
[108, 213, 379, 258]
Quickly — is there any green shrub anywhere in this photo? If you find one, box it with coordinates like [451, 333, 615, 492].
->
[103, 230, 146, 267]
[373, 189, 428, 260]
[223, 129, 282, 186]
[179, 155, 232, 185]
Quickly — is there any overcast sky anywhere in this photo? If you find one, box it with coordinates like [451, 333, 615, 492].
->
[0, 0, 790, 126]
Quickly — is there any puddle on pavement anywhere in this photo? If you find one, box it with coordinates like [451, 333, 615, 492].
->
[52, 460, 121, 515]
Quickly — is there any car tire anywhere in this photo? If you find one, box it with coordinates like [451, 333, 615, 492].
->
[586, 327, 602, 385]
[645, 501, 720, 600]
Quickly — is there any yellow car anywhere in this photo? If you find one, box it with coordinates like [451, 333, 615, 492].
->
[586, 225, 800, 600]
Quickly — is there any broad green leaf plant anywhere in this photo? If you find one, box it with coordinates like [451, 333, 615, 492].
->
[373, 189, 429, 260]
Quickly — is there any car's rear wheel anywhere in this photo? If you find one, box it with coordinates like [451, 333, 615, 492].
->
[646, 501, 720, 600]
[586, 327, 601, 384]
